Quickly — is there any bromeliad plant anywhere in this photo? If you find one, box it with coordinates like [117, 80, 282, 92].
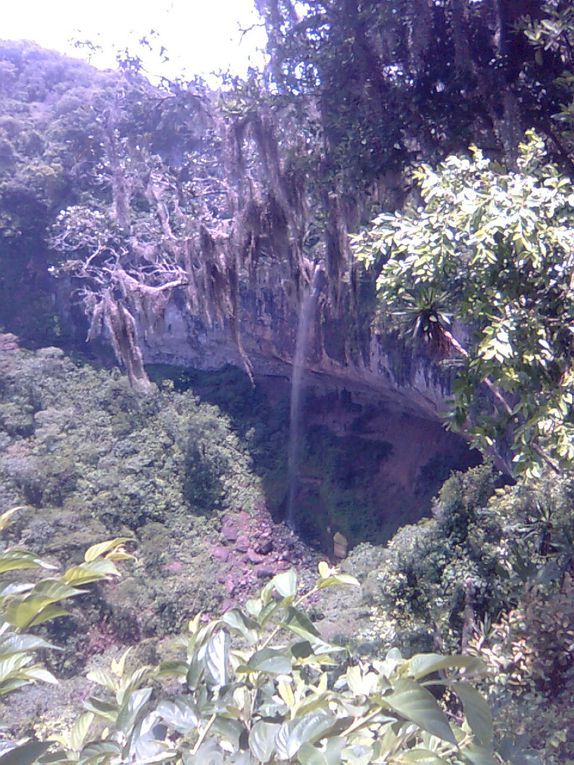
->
[40, 564, 496, 765]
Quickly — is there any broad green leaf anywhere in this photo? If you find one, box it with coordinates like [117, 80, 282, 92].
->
[211, 716, 244, 749]
[156, 697, 199, 734]
[408, 654, 484, 680]
[205, 629, 229, 687]
[6, 602, 70, 631]
[156, 660, 188, 678]
[0, 550, 54, 575]
[84, 538, 132, 562]
[249, 720, 280, 763]
[86, 668, 117, 691]
[69, 712, 95, 752]
[382, 678, 457, 744]
[79, 741, 122, 760]
[317, 574, 360, 589]
[0, 653, 32, 683]
[63, 558, 119, 585]
[462, 744, 498, 765]
[181, 740, 224, 765]
[186, 653, 204, 691]
[0, 634, 57, 656]
[222, 608, 259, 644]
[244, 647, 292, 675]
[259, 599, 280, 627]
[116, 687, 153, 734]
[299, 736, 346, 765]
[245, 598, 262, 618]
[276, 711, 335, 760]
[398, 749, 450, 763]
[298, 744, 330, 765]
[83, 696, 119, 720]
[20, 666, 57, 684]
[0, 582, 34, 598]
[272, 570, 297, 598]
[120, 665, 154, 699]
[0, 741, 51, 765]
[451, 682, 492, 746]
[31, 579, 84, 601]
[283, 606, 321, 642]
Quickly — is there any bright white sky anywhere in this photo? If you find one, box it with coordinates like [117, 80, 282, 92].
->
[1, 0, 267, 80]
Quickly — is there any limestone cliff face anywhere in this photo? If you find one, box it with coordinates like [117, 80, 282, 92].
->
[132, 276, 480, 546]
[137, 277, 452, 421]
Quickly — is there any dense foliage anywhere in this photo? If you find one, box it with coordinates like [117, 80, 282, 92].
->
[0, 522, 496, 764]
[1, 2, 574, 763]
[257, 0, 573, 185]
[354, 132, 574, 477]
[0, 343, 265, 658]
[340, 466, 574, 762]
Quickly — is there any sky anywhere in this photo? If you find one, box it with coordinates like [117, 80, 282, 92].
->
[1, 0, 267, 80]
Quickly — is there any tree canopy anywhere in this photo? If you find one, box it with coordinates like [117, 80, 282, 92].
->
[354, 131, 574, 477]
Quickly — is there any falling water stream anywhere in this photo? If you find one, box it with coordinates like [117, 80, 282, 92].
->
[286, 263, 324, 530]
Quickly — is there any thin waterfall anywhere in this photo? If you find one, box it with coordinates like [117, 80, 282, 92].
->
[286, 262, 324, 530]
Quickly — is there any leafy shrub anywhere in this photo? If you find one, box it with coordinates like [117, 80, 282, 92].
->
[22, 565, 495, 765]
[0, 347, 262, 533]
[361, 466, 574, 657]
[470, 578, 574, 763]
[0, 507, 132, 761]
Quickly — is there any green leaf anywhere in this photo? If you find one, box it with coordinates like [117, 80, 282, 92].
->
[317, 574, 360, 589]
[0, 634, 57, 656]
[408, 654, 484, 680]
[0, 550, 54, 575]
[383, 678, 457, 744]
[451, 682, 492, 746]
[84, 538, 132, 562]
[86, 668, 116, 691]
[272, 570, 297, 598]
[156, 697, 199, 734]
[156, 660, 188, 678]
[116, 687, 153, 734]
[63, 558, 120, 585]
[398, 750, 450, 763]
[283, 606, 321, 642]
[276, 712, 335, 761]
[0, 741, 51, 765]
[6, 602, 70, 631]
[20, 667, 58, 685]
[244, 647, 292, 675]
[298, 737, 346, 765]
[222, 609, 259, 644]
[249, 720, 280, 763]
[78, 741, 122, 760]
[462, 744, 498, 765]
[205, 630, 229, 687]
[69, 712, 95, 752]
[83, 696, 118, 720]
[211, 717, 244, 749]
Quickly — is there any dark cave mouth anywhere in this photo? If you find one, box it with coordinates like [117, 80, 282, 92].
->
[148, 363, 482, 553]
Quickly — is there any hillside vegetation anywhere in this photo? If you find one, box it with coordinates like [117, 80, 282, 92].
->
[0, 0, 573, 762]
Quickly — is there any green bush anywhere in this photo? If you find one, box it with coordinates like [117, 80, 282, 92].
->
[10, 565, 495, 765]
